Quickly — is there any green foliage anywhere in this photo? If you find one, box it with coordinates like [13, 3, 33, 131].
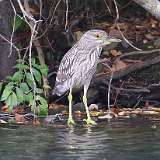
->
[0, 59, 49, 116]
[13, 16, 27, 31]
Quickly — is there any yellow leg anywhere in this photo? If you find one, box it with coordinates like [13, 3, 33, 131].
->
[67, 88, 75, 126]
[83, 86, 97, 125]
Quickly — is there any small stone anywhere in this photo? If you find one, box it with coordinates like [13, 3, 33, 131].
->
[88, 104, 98, 111]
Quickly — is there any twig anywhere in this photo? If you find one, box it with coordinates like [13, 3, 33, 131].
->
[23, 0, 49, 98]
[65, 0, 69, 30]
[113, 80, 125, 106]
[36, 0, 62, 39]
[29, 23, 37, 113]
[103, 0, 111, 14]
[17, 0, 41, 114]
[112, 0, 141, 51]
[9, 0, 17, 57]
[101, 62, 113, 115]
[117, 49, 160, 60]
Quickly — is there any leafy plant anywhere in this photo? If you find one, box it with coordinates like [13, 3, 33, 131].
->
[0, 59, 49, 116]
[12, 16, 27, 32]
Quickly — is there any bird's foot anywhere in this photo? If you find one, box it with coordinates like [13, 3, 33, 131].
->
[83, 118, 97, 125]
[67, 117, 75, 126]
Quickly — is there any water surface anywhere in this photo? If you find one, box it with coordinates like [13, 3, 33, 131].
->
[0, 119, 160, 160]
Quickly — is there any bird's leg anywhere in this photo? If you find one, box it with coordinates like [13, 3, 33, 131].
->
[67, 88, 75, 125]
[83, 86, 97, 125]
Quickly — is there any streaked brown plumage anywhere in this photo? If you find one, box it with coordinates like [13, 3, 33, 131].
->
[53, 29, 121, 125]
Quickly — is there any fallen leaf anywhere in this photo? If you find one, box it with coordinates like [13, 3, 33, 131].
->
[75, 110, 84, 115]
[49, 103, 66, 110]
[33, 118, 40, 125]
[110, 50, 122, 57]
[15, 113, 26, 124]
[112, 60, 127, 72]
[90, 111, 100, 117]
[150, 18, 158, 28]
[1, 105, 8, 112]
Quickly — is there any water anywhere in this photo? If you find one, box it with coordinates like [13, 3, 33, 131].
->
[0, 119, 160, 160]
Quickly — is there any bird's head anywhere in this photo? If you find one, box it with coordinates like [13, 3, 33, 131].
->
[79, 29, 121, 48]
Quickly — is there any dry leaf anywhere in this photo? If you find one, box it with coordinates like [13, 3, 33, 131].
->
[150, 18, 158, 28]
[15, 113, 26, 124]
[33, 118, 40, 125]
[90, 111, 100, 117]
[75, 110, 84, 115]
[1, 105, 8, 113]
[112, 60, 127, 72]
[49, 103, 66, 110]
[110, 50, 122, 57]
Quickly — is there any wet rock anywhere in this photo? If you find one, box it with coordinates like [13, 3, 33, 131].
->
[88, 104, 99, 111]
[44, 114, 64, 124]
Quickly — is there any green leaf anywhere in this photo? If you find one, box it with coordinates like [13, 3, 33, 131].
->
[13, 63, 29, 70]
[16, 87, 24, 103]
[12, 71, 23, 83]
[31, 58, 36, 65]
[1, 85, 14, 101]
[7, 76, 13, 81]
[32, 63, 41, 70]
[6, 92, 17, 111]
[6, 82, 15, 88]
[35, 88, 43, 94]
[40, 64, 48, 76]
[26, 72, 33, 87]
[33, 68, 42, 85]
[20, 83, 30, 93]
[13, 16, 26, 31]
[32, 62, 48, 76]
[36, 95, 48, 116]
[24, 92, 34, 106]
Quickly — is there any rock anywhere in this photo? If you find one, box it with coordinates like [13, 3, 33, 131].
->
[88, 104, 99, 111]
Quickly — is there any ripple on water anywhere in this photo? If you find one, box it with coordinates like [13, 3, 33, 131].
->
[0, 119, 160, 160]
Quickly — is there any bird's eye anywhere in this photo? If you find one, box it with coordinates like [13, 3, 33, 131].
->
[96, 34, 100, 38]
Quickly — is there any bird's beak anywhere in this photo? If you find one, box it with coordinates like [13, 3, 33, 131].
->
[103, 36, 121, 45]
[108, 37, 121, 42]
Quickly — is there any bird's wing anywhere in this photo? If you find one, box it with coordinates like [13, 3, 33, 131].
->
[56, 45, 79, 83]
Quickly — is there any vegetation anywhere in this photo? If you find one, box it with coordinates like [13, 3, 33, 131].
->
[0, 59, 48, 115]
[0, 0, 160, 124]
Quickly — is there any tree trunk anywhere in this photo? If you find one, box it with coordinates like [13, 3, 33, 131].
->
[0, 0, 17, 81]
[133, 0, 160, 20]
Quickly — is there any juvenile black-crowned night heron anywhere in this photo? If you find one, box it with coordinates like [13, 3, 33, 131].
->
[53, 29, 121, 125]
